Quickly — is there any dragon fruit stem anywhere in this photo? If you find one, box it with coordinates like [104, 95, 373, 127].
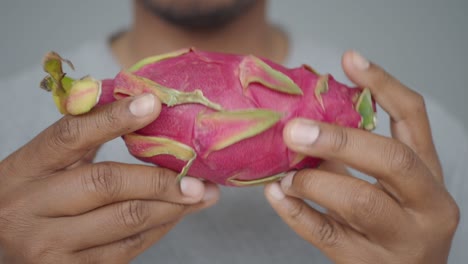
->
[40, 51, 101, 115]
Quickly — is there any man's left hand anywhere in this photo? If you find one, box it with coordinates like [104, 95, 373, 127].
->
[264, 50, 460, 264]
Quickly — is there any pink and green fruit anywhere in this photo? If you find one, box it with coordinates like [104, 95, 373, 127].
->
[40, 48, 376, 186]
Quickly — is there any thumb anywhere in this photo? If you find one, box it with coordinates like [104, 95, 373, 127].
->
[12, 93, 161, 176]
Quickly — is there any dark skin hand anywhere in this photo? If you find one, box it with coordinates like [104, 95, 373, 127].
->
[0, 94, 219, 264]
[265, 51, 460, 264]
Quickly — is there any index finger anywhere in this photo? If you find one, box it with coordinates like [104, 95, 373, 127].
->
[11, 93, 160, 177]
[283, 119, 440, 207]
[341, 51, 442, 179]
[32, 162, 213, 217]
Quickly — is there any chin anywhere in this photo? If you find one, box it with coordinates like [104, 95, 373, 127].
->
[140, 0, 257, 30]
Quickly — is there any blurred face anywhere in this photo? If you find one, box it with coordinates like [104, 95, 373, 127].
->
[140, 0, 257, 29]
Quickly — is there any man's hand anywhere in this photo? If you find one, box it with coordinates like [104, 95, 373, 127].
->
[265, 51, 460, 263]
[0, 93, 219, 264]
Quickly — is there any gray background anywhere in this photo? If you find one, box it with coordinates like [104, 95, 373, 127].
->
[1, 0, 467, 128]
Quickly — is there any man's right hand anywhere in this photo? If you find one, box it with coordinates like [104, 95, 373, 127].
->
[0, 93, 219, 264]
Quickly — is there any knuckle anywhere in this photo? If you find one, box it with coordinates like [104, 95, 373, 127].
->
[376, 69, 394, 87]
[162, 201, 189, 218]
[419, 192, 460, 239]
[0, 157, 18, 180]
[448, 203, 461, 232]
[117, 200, 150, 231]
[384, 141, 419, 174]
[328, 127, 350, 153]
[0, 201, 12, 230]
[288, 200, 307, 221]
[151, 170, 172, 196]
[408, 91, 426, 111]
[85, 162, 123, 200]
[24, 241, 59, 263]
[0, 195, 29, 234]
[120, 232, 145, 252]
[80, 254, 99, 264]
[51, 117, 81, 148]
[442, 196, 461, 234]
[0, 204, 62, 263]
[315, 217, 340, 248]
[0, 211, 14, 237]
[402, 90, 427, 118]
[349, 184, 382, 220]
[172, 202, 190, 216]
[98, 103, 122, 130]
[80, 250, 106, 264]
[291, 170, 316, 194]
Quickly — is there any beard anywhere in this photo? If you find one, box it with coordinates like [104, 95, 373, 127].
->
[139, 0, 257, 30]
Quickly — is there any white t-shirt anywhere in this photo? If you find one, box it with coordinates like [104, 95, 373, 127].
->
[1, 29, 467, 263]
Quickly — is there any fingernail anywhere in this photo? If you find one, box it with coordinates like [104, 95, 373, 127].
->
[352, 51, 370, 70]
[289, 120, 320, 145]
[203, 184, 219, 201]
[180, 177, 204, 198]
[281, 171, 296, 189]
[129, 93, 155, 117]
[268, 182, 285, 200]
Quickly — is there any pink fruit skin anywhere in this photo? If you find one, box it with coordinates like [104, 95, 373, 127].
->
[97, 49, 365, 186]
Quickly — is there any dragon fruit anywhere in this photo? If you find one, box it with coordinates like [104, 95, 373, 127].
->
[40, 48, 376, 186]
